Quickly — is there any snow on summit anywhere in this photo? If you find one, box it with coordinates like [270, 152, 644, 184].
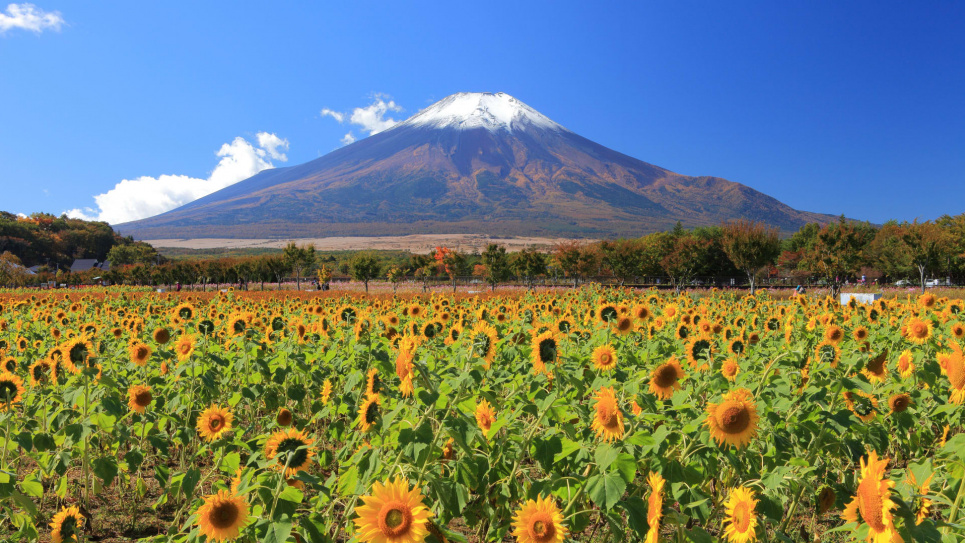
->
[398, 92, 565, 133]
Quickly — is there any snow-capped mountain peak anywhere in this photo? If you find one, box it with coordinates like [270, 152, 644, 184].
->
[397, 92, 566, 133]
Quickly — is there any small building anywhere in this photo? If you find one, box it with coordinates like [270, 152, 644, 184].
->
[69, 259, 111, 273]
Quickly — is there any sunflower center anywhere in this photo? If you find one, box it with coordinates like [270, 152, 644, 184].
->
[732, 501, 751, 532]
[600, 353, 611, 364]
[209, 416, 223, 431]
[718, 404, 749, 434]
[912, 323, 927, 338]
[135, 390, 152, 406]
[59, 516, 78, 537]
[210, 501, 240, 529]
[0, 382, 16, 401]
[867, 358, 885, 375]
[377, 502, 412, 536]
[598, 405, 619, 428]
[276, 438, 309, 469]
[857, 477, 887, 532]
[527, 512, 556, 543]
[538, 339, 557, 363]
[653, 364, 679, 388]
[365, 401, 379, 423]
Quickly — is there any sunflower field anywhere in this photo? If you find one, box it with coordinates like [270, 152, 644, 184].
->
[0, 287, 964, 542]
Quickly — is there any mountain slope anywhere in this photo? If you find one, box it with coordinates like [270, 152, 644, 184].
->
[117, 92, 834, 239]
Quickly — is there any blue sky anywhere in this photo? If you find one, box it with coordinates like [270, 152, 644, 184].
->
[2, 1, 963, 226]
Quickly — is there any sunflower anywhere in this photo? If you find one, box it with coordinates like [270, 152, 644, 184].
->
[366, 367, 382, 397]
[918, 292, 937, 310]
[721, 358, 740, 381]
[897, 350, 915, 378]
[61, 337, 92, 374]
[649, 357, 685, 400]
[842, 451, 899, 543]
[844, 390, 879, 422]
[862, 350, 888, 383]
[853, 326, 869, 342]
[722, 486, 759, 543]
[196, 489, 249, 542]
[646, 472, 665, 543]
[358, 394, 380, 432]
[676, 324, 690, 341]
[469, 322, 498, 367]
[1, 356, 15, 373]
[613, 316, 634, 336]
[354, 478, 433, 543]
[633, 305, 651, 321]
[129, 341, 152, 367]
[50, 504, 85, 543]
[127, 384, 153, 414]
[197, 404, 234, 442]
[597, 303, 619, 324]
[814, 340, 840, 368]
[153, 327, 171, 345]
[904, 317, 932, 344]
[823, 324, 845, 345]
[512, 495, 567, 543]
[530, 331, 558, 375]
[951, 322, 965, 340]
[705, 388, 759, 449]
[175, 334, 195, 362]
[686, 338, 713, 370]
[320, 379, 332, 404]
[0, 372, 25, 411]
[591, 344, 617, 372]
[591, 386, 624, 442]
[265, 428, 314, 477]
[174, 302, 196, 321]
[906, 471, 934, 525]
[728, 338, 745, 357]
[936, 342, 965, 404]
[28, 358, 55, 386]
[887, 393, 911, 414]
[476, 399, 495, 436]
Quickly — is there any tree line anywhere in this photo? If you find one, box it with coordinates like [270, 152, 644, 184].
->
[5, 212, 965, 294]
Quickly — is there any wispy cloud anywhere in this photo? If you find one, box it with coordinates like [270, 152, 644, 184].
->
[66, 132, 288, 224]
[0, 3, 64, 35]
[321, 93, 404, 145]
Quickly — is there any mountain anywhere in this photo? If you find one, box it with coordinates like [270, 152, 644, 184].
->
[117, 92, 835, 239]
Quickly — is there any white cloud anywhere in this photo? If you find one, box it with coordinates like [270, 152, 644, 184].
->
[349, 95, 403, 135]
[320, 108, 344, 123]
[321, 94, 404, 146]
[0, 3, 64, 34]
[256, 132, 289, 161]
[66, 133, 288, 224]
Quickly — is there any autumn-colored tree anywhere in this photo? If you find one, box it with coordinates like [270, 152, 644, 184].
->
[655, 232, 709, 294]
[552, 241, 598, 288]
[868, 222, 910, 282]
[799, 217, 875, 297]
[386, 266, 405, 293]
[721, 219, 781, 295]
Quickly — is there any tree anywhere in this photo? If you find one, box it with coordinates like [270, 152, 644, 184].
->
[442, 249, 470, 292]
[351, 252, 382, 294]
[799, 217, 874, 298]
[263, 255, 288, 290]
[106, 242, 159, 266]
[0, 252, 30, 287]
[721, 220, 781, 294]
[553, 241, 598, 288]
[599, 239, 642, 286]
[512, 248, 548, 289]
[900, 220, 953, 293]
[284, 242, 316, 291]
[386, 266, 405, 293]
[481, 243, 512, 291]
[658, 233, 709, 294]
[410, 254, 434, 292]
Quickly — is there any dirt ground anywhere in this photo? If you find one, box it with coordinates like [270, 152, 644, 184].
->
[144, 234, 592, 254]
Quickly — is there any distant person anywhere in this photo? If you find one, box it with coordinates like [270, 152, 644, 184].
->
[176, 281, 181, 292]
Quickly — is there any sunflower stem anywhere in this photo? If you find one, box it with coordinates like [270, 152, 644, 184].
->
[945, 468, 965, 535]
